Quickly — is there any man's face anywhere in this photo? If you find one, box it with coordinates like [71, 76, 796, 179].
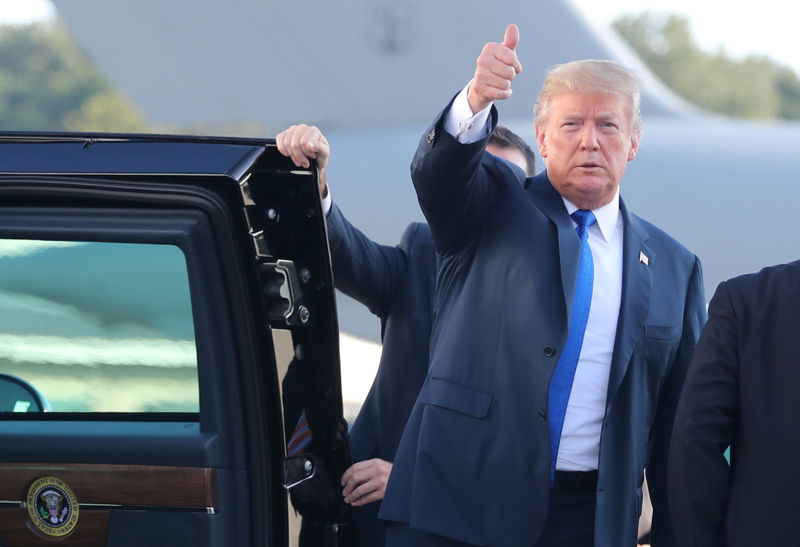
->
[535, 91, 638, 210]
[486, 143, 528, 176]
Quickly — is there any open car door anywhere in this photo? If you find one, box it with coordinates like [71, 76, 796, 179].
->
[0, 133, 353, 546]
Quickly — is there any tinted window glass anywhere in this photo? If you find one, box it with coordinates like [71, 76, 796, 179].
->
[0, 240, 197, 412]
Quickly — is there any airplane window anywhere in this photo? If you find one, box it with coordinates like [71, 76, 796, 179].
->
[0, 239, 198, 413]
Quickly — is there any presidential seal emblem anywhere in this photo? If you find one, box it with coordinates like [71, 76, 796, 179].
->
[26, 476, 79, 538]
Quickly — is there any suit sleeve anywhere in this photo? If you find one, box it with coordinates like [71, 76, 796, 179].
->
[410, 99, 498, 255]
[326, 202, 406, 318]
[667, 281, 738, 546]
[647, 255, 708, 546]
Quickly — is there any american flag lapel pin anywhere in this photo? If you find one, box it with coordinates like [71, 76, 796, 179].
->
[639, 251, 649, 266]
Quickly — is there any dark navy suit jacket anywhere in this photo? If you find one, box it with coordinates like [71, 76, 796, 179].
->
[326, 203, 437, 546]
[669, 260, 800, 546]
[379, 104, 707, 546]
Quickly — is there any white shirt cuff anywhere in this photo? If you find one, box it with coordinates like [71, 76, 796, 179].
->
[322, 189, 332, 215]
[443, 81, 492, 144]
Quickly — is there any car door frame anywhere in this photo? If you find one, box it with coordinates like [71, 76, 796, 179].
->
[0, 134, 352, 546]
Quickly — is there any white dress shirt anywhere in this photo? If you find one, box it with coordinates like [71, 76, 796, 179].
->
[444, 84, 624, 471]
[558, 197, 622, 471]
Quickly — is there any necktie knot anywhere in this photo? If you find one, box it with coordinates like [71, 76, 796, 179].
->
[570, 210, 596, 241]
[570, 209, 596, 229]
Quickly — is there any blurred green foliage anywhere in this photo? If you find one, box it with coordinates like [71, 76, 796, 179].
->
[614, 12, 800, 119]
[0, 22, 148, 131]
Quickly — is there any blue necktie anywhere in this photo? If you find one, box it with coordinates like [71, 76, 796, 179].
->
[548, 209, 597, 480]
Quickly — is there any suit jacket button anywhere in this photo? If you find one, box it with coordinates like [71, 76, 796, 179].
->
[426, 129, 435, 143]
[538, 409, 547, 422]
[543, 345, 555, 357]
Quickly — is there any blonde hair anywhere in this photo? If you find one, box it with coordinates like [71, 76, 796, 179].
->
[534, 60, 642, 141]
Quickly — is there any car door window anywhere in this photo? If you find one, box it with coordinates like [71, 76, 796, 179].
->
[0, 239, 198, 413]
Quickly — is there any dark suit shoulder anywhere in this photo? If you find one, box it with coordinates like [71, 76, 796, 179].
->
[725, 258, 800, 286]
[398, 221, 434, 255]
[400, 221, 432, 244]
[722, 259, 800, 302]
[524, 170, 550, 188]
[396, 223, 437, 293]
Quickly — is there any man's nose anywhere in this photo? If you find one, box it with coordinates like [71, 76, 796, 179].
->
[579, 125, 599, 151]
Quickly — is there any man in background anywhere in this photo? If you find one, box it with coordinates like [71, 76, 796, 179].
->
[277, 123, 535, 547]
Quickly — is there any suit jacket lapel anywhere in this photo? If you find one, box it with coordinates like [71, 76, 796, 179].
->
[606, 200, 653, 407]
[526, 174, 653, 406]
[526, 172, 580, 317]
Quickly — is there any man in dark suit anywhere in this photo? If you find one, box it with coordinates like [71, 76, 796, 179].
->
[669, 260, 800, 545]
[277, 123, 535, 547]
[378, 24, 707, 546]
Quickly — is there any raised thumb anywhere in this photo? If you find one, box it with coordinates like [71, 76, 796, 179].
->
[502, 24, 519, 51]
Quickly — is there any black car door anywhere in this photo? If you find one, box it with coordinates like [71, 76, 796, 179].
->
[0, 134, 353, 546]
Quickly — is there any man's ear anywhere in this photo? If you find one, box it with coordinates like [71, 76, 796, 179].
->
[627, 137, 639, 162]
[535, 126, 547, 158]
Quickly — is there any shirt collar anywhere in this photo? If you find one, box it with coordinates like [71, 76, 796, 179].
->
[562, 191, 620, 244]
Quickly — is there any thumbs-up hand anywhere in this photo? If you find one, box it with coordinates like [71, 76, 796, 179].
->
[467, 24, 523, 114]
